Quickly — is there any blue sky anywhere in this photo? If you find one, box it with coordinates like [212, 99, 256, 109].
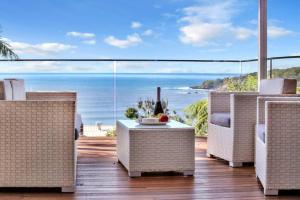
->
[0, 0, 300, 73]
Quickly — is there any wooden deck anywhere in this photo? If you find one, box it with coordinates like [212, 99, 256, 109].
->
[1, 137, 299, 199]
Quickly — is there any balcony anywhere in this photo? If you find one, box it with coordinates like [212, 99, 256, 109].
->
[0, 57, 299, 199]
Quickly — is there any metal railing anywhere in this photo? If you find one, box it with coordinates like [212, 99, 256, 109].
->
[1, 55, 299, 78]
[0, 55, 299, 124]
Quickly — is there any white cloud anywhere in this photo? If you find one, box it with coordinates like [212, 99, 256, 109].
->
[66, 31, 96, 39]
[104, 33, 142, 48]
[178, 0, 256, 46]
[268, 26, 294, 38]
[233, 27, 256, 40]
[143, 29, 154, 36]
[66, 31, 97, 45]
[82, 39, 96, 45]
[179, 22, 229, 46]
[0, 61, 111, 73]
[3, 38, 76, 55]
[131, 21, 142, 29]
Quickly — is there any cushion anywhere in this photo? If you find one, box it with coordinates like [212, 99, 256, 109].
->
[256, 124, 265, 143]
[259, 78, 297, 95]
[211, 112, 230, 128]
[3, 80, 13, 100]
[3, 79, 26, 100]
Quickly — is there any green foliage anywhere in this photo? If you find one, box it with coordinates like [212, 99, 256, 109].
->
[0, 35, 18, 59]
[169, 110, 185, 123]
[225, 75, 257, 92]
[125, 107, 138, 119]
[272, 67, 300, 80]
[105, 129, 116, 137]
[184, 99, 208, 136]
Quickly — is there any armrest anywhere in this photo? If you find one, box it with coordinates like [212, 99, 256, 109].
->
[230, 93, 258, 132]
[26, 91, 77, 101]
[230, 93, 258, 156]
[265, 101, 300, 178]
[257, 96, 300, 124]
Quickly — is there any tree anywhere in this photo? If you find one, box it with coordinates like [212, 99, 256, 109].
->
[0, 34, 18, 59]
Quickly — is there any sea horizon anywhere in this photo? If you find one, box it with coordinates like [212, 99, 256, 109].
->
[0, 72, 237, 125]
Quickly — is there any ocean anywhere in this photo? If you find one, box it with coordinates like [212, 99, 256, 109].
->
[0, 73, 235, 125]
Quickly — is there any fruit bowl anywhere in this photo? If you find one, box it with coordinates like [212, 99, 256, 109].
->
[137, 115, 169, 125]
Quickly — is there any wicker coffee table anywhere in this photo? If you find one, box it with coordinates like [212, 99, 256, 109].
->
[116, 120, 195, 177]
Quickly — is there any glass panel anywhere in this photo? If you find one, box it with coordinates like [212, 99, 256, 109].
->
[0, 61, 115, 127]
[115, 61, 242, 123]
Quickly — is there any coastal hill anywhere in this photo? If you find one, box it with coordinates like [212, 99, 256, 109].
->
[192, 66, 300, 90]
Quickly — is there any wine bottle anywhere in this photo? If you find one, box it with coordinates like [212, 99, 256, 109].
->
[154, 87, 164, 115]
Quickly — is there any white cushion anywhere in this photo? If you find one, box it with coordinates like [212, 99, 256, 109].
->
[259, 78, 297, 95]
[3, 80, 13, 100]
[3, 79, 26, 100]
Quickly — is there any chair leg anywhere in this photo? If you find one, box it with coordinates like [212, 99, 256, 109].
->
[264, 189, 279, 196]
[61, 186, 75, 193]
[229, 162, 243, 168]
[182, 170, 194, 176]
[206, 152, 213, 158]
[129, 171, 141, 177]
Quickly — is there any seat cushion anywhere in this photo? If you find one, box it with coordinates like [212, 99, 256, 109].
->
[211, 112, 230, 128]
[259, 78, 297, 95]
[256, 124, 265, 143]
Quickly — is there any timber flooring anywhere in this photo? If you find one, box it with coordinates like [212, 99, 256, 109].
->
[0, 137, 299, 200]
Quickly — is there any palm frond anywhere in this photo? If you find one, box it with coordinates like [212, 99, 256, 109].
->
[0, 38, 18, 60]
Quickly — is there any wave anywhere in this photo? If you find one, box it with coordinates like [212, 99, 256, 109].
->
[163, 86, 207, 91]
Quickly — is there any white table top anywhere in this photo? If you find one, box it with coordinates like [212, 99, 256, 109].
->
[118, 120, 194, 130]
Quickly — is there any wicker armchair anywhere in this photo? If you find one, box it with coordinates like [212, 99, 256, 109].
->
[0, 80, 78, 192]
[207, 78, 298, 167]
[256, 97, 300, 195]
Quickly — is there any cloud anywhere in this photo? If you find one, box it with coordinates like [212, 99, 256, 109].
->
[131, 21, 142, 29]
[233, 27, 256, 40]
[3, 38, 76, 55]
[104, 33, 142, 48]
[179, 22, 229, 46]
[178, 0, 256, 46]
[268, 26, 294, 38]
[82, 39, 97, 45]
[143, 29, 154, 36]
[0, 61, 112, 73]
[66, 31, 96, 39]
[66, 31, 96, 45]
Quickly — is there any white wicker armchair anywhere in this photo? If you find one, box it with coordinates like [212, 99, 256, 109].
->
[207, 92, 258, 167]
[256, 97, 300, 195]
[207, 78, 298, 167]
[0, 81, 78, 192]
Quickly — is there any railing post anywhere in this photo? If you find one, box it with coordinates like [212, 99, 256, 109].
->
[113, 61, 117, 126]
[240, 61, 243, 76]
[258, 0, 268, 86]
[269, 58, 272, 78]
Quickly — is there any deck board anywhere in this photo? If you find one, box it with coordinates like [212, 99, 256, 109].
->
[0, 137, 299, 199]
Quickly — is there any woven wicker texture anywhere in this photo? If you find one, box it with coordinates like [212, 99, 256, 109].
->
[117, 120, 195, 175]
[0, 90, 77, 191]
[207, 92, 258, 164]
[0, 100, 76, 187]
[256, 100, 300, 194]
[257, 96, 300, 124]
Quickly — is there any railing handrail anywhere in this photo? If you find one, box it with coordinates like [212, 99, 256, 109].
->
[0, 55, 299, 62]
[0, 58, 242, 62]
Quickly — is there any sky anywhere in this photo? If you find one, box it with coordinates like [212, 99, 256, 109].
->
[0, 0, 300, 73]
